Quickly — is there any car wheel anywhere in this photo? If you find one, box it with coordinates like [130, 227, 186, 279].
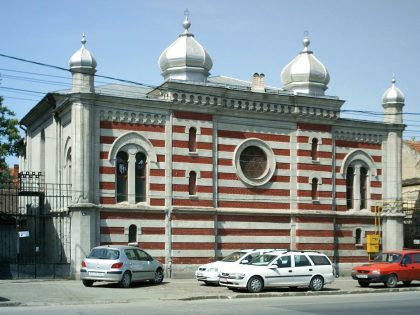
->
[384, 274, 398, 288]
[247, 276, 264, 293]
[403, 281, 412, 286]
[82, 280, 94, 287]
[151, 268, 164, 284]
[358, 280, 370, 287]
[309, 276, 324, 291]
[119, 272, 132, 288]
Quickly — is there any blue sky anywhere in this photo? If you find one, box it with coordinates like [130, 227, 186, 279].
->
[1, 0, 419, 165]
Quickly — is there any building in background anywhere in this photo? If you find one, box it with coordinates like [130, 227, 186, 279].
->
[19, 14, 406, 278]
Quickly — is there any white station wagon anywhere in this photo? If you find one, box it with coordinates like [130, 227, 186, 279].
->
[218, 250, 335, 293]
[195, 249, 282, 285]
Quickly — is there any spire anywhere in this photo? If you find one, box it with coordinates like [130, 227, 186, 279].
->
[382, 75, 404, 124]
[69, 33, 96, 92]
[182, 9, 191, 35]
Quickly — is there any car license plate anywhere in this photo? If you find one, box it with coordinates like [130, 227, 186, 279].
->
[197, 272, 203, 277]
[219, 278, 227, 283]
[357, 274, 368, 279]
[89, 272, 105, 277]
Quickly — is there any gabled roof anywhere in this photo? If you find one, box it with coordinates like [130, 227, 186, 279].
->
[404, 141, 420, 154]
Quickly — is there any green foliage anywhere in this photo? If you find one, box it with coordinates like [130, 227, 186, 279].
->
[0, 96, 23, 182]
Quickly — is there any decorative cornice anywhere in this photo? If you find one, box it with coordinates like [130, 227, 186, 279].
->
[160, 91, 340, 119]
[334, 130, 383, 144]
[99, 109, 166, 125]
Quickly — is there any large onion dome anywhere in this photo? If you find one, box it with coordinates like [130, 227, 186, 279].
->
[158, 12, 213, 82]
[69, 33, 97, 73]
[281, 35, 329, 96]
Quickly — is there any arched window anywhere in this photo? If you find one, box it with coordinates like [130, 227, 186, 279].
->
[311, 138, 318, 161]
[189, 171, 197, 195]
[128, 224, 137, 243]
[135, 152, 147, 202]
[116, 151, 128, 202]
[355, 228, 362, 245]
[346, 166, 354, 209]
[40, 129, 45, 173]
[189, 127, 197, 152]
[66, 148, 72, 186]
[311, 177, 318, 200]
[360, 167, 368, 209]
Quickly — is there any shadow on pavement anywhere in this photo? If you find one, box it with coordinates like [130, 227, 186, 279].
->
[88, 280, 171, 289]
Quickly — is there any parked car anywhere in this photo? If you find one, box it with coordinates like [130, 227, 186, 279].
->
[80, 245, 164, 288]
[218, 250, 335, 293]
[351, 249, 420, 288]
[195, 249, 282, 285]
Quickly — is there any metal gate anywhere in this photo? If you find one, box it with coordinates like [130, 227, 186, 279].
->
[403, 200, 420, 249]
[0, 172, 71, 279]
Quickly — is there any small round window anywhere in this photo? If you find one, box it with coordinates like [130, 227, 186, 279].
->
[233, 138, 276, 186]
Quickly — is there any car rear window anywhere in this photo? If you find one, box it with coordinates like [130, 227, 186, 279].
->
[222, 251, 246, 262]
[309, 255, 331, 265]
[88, 248, 120, 260]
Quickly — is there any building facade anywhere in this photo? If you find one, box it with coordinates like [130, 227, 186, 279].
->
[20, 15, 406, 278]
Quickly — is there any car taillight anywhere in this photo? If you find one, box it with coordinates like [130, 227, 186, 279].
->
[81, 261, 86, 268]
[111, 262, 123, 269]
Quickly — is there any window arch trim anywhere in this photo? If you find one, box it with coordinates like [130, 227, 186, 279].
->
[340, 149, 377, 177]
[108, 131, 157, 163]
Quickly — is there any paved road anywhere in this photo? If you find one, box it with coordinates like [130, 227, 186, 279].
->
[1, 291, 420, 315]
[0, 277, 419, 307]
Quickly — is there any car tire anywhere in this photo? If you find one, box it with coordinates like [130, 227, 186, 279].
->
[384, 274, 398, 288]
[247, 276, 264, 293]
[82, 280, 94, 287]
[358, 280, 370, 287]
[119, 271, 132, 288]
[151, 268, 164, 284]
[403, 281, 412, 286]
[309, 275, 324, 291]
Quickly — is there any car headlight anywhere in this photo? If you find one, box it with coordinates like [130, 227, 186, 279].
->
[228, 273, 245, 280]
[371, 270, 381, 275]
[207, 267, 218, 273]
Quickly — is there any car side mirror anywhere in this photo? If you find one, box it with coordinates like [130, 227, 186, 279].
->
[241, 259, 249, 264]
[268, 265, 277, 269]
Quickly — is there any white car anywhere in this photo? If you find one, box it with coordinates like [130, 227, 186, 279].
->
[218, 250, 335, 293]
[195, 249, 280, 285]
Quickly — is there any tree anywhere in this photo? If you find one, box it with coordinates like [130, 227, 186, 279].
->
[0, 96, 23, 183]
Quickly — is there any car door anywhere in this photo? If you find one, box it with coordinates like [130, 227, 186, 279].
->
[265, 255, 295, 287]
[135, 249, 155, 279]
[413, 253, 420, 280]
[292, 254, 314, 285]
[124, 248, 144, 281]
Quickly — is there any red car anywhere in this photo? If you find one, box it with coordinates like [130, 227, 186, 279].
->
[351, 249, 420, 288]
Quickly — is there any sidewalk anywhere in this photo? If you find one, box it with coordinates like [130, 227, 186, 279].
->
[1, 277, 420, 307]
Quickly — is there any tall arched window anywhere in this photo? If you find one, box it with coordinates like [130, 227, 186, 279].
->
[40, 129, 45, 173]
[189, 171, 197, 195]
[355, 228, 362, 245]
[66, 148, 72, 186]
[135, 152, 147, 202]
[128, 224, 137, 243]
[346, 166, 354, 209]
[311, 177, 318, 200]
[311, 138, 318, 161]
[360, 167, 368, 209]
[116, 151, 128, 202]
[189, 127, 197, 152]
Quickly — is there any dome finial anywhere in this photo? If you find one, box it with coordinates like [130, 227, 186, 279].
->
[392, 74, 396, 85]
[302, 31, 310, 51]
[81, 33, 87, 46]
[182, 9, 191, 34]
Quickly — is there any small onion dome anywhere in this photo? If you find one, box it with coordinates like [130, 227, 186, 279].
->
[281, 36, 329, 96]
[158, 13, 213, 82]
[382, 77, 405, 104]
[69, 33, 97, 73]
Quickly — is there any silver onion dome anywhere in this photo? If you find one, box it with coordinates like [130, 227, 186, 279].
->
[382, 76, 405, 104]
[281, 35, 329, 96]
[69, 33, 97, 72]
[158, 12, 213, 82]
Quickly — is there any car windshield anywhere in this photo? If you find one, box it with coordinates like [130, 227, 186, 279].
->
[373, 252, 402, 263]
[87, 248, 120, 260]
[221, 251, 247, 262]
[250, 254, 277, 266]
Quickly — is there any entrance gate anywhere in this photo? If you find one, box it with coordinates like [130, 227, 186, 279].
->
[403, 200, 420, 249]
[0, 172, 71, 279]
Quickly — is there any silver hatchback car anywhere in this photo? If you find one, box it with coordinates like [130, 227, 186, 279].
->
[80, 245, 164, 288]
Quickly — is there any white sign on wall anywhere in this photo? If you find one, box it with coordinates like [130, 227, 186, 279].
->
[18, 231, 30, 238]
